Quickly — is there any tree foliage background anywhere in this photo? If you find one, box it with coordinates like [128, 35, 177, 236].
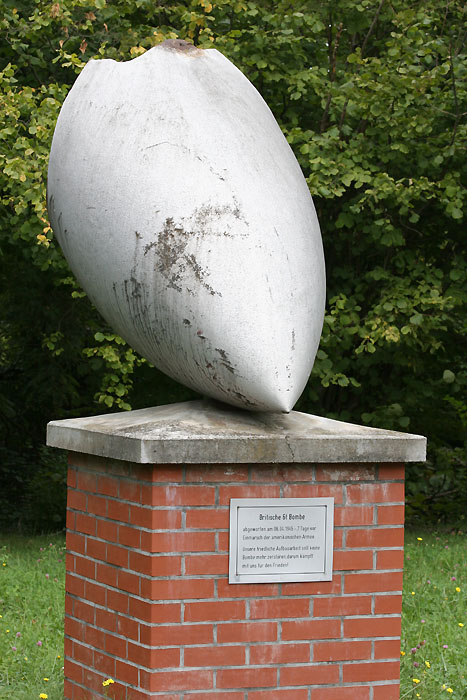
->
[1, 0, 465, 530]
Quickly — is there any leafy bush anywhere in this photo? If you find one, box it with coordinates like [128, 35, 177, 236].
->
[0, 0, 465, 528]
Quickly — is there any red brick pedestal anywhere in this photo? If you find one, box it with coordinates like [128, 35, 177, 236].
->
[47, 401, 425, 700]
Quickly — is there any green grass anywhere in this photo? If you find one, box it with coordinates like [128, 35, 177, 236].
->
[401, 530, 467, 699]
[0, 529, 465, 699]
[0, 533, 66, 700]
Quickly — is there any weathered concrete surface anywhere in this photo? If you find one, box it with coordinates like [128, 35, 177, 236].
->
[47, 400, 426, 464]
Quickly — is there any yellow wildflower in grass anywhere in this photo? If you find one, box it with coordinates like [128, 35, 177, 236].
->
[411, 591, 415, 596]
[459, 623, 465, 627]
[417, 537, 423, 541]
[425, 661, 431, 668]
[447, 690, 454, 694]
[455, 587, 461, 592]
[39, 695, 48, 699]
[400, 650, 406, 656]
[43, 677, 49, 681]
[413, 678, 421, 684]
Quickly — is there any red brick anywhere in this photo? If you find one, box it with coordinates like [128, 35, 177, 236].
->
[131, 506, 182, 529]
[87, 494, 107, 517]
[106, 544, 129, 568]
[282, 619, 341, 641]
[250, 598, 310, 619]
[313, 595, 372, 617]
[282, 576, 341, 596]
[217, 579, 279, 599]
[118, 570, 140, 595]
[280, 664, 340, 686]
[116, 659, 139, 686]
[107, 499, 130, 523]
[129, 552, 181, 577]
[84, 624, 105, 650]
[75, 555, 96, 580]
[217, 621, 277, 643]
[346, 483, 404, 504]
[75, 512, 96, 536]
[140, 578, 214, 601]
[149, 464, 184, 482]
[77, 471, 97, 492]
[185, 509, 229, 529]
[186, 464, 249, 483]
[106, 589, 129, 615]
[73, 599, 95, 625]
[65, 658, 83, 684]
[217, 667, 277, 689]
[96, 519, 118, 543]
[344, 571, 403, 594]
[144, 670, 213, 692]
[185, 694, 244, 700]
[96, 608, 117, 632]
[335, 506, 374, 526]
[378, 505, 405, 525]
[343, 661, 400, 682]
[334, 530, 344, 548]
[65, 616, 86, 641]
[71, 640, 94, 667]
[316, 465, 376, 481]
[374, 594, 402, 615]
[219, 485, 280, 505]
[127, 643, 180, 668]
[129, 599, 180, 624]
[93, 650, 115, 677]
[67, 490, 87, 512]
[249, 690, 308, 700]
[344, 617, 401, 638]
[65, 574, 85, 597]
[142, 531, 215, 553]
[86, 537, 107, 561]
[67, 466, 77, 487]
[145, 623, 213, 646]
[314, 640, 371, 662]
[116, 615, 139, 641]
[105, 632, 127, 658]
[373, 684, 400, 699]
[97, 475, 119, 497]
[96, 562, 118, 588]
[119, 479, 141, 502]
[151, 485, 215, 506]
[250, 642, 310, 665]
[66, 532, 86, 555]
[378, 464, 405, 480]
[282, 484, 344, 503]
[217, 531, 230, 551]
[346, 527, 404, 548]
[377, 549, 404, 570]
[375, 639, 402, 659]
[85, 581, 106, 606]
[185, 645, 245, 667]
[66, 552, 75, 572]
[185, 554, 228, 575]
[66, 510, 75, 530]
[185, 600, 246, 622]
[250, 464, 312, 483]
[311, 688, 369, 700]
[334, 550, 373, 570]
[118, 525, 141, 548]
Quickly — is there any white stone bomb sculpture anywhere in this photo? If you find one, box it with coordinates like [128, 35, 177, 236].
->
[48, 40, 325, 412]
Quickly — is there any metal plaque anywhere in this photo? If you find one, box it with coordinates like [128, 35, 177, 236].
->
[229, 498, 334, 584]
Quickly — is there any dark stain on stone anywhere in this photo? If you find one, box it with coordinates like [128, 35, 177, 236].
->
[183, 319, 191, 326]
[159, 39, 201, 53]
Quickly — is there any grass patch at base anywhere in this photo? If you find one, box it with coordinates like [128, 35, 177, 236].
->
[0, 532, 66, 700]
